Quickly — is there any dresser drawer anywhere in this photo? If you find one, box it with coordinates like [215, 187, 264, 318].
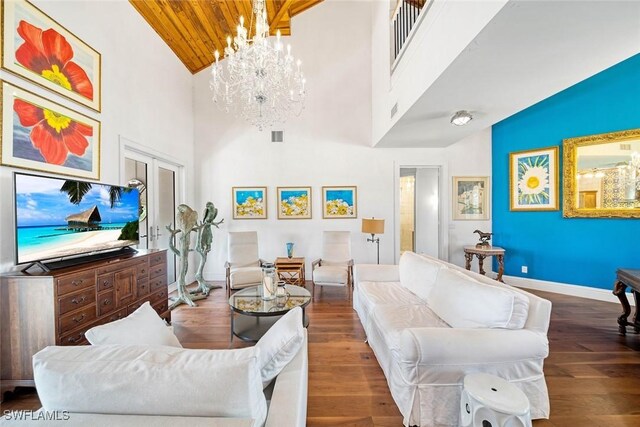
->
[57, 271, 95, 296]
[127, 297, 152, 315]
[104, 308, 128, 323]
[149, 275, 167, 293]
[58, 288, 96, 316]
[58, 305, 97, 336]
[58, 322, 96, 346]
[136, 262, 149, 278]
[95, 258, 140, 275]
[136, 278, 150, 297]
[149, 288, 168, 305]
[152, 299, 169, 318]
[97, 290, 116, 317]
[149, 252, 165, 267]
[97, 273, 114, 292]
[149, 263, 166, 280]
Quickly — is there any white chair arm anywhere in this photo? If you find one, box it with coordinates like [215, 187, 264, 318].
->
[353, 264, 399, 285]
[400, 328, 549, 365]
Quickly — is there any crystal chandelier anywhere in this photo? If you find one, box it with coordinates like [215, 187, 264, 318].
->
[210, 0, 306, 131]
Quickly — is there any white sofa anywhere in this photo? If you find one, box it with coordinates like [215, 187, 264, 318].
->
[1, 317, 308, 427]
[353, 252, 552, 427]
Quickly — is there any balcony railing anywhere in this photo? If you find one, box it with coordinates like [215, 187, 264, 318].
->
[392, 0, 428, 66]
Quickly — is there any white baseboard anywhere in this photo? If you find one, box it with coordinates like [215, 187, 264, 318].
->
[503, 274, 634, 306]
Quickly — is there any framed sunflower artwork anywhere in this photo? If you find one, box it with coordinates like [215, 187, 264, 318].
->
[509, 146, 559, 211]
[1, 81, 101, 179]
[232, 187, 267, 219]
[322, 186, 357, 219]
[277, 187, 312, 219]
[1, 0, 101, 111]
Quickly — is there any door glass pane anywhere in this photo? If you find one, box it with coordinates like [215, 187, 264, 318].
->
[124, 158, 148, 249]
[399, 171, 416, 253]
[157, 166, 176, 283]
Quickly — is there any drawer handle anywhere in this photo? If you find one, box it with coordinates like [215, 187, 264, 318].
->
[159, 292, 166, 298]
[71, 296, 86, 305]
[141, 269, 146, 274]
[72, 314, 86, 323]
[103, 299, 112, 306]
[71, 279, 84, 286]
[67, 335, 82, 344]
[102, 279, 110, 285]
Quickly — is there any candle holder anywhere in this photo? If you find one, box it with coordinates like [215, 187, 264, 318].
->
[261, 263, 277, 300]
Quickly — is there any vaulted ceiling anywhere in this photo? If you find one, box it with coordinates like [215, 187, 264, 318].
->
[130, 0, 323, 74]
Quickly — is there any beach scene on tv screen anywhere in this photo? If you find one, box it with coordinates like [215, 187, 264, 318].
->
[15, 174, 139, 264]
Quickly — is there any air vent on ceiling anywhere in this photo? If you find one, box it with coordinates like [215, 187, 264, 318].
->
[391, 102, 398, 118]
[271, 130, 284, 143]
[620, 143, 632, 151]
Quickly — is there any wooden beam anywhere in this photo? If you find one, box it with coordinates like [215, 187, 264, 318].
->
[269, 0, 294, 33]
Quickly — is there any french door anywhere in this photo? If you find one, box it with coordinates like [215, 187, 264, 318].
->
[122, 147, 182, 285]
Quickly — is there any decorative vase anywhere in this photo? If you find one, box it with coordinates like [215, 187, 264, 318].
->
[261, 263, 277, 300]
[286, 242, 294, 258]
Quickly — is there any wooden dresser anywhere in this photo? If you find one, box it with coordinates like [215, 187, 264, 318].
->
[0, 249, 169, 398]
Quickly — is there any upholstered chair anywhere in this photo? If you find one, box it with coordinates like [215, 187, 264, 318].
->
[225, 231, 265, 297]
[311, 231, 354, 300]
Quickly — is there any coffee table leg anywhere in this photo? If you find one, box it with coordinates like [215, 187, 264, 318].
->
[613, 280, 630, 336]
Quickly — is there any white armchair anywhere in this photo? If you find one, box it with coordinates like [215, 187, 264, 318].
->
[312, 231, 354, 300]
[225, 231, 265, 297]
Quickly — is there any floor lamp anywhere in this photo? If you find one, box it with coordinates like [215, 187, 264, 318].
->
[362, 218, 385, 264]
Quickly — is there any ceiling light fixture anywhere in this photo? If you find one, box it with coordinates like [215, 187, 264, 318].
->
[450, 110, 473, 126]
[209, 0, 306, 131]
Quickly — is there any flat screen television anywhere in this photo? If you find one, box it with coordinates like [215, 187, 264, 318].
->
[14, 172, 140, 266]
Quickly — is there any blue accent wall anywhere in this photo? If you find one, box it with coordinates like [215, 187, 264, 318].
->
[492, 54, 640, 290]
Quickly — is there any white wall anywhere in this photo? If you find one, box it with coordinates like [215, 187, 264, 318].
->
[0, 0, 194, 271]
[371, 0, 507, 145]
[193, 1, 492, 280]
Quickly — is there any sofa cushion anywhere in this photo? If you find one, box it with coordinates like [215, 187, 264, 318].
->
[230, 266, 263, 287]
[358, 281, 424, 308]
[428, 269, 530, 329]
[398, 252, 444, 301]
[255, 307, 305, 388]
[85, 302, 181, 347]
[33, 344, 267, 424]
[313, 265, 348, 284]
[371, 304, 449, 355]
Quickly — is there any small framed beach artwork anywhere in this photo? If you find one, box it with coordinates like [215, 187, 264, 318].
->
[453, 176, 490, 220]
[277, 186, 312, 219]
[1, 0, 101, 111]
[233, 187, 267, 219]
[510, 146, 559, 211]
[322, 186, 357, 219]
[1, 81, 101, 179]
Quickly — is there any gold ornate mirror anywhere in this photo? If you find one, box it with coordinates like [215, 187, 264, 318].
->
[563, 128, 640, 218]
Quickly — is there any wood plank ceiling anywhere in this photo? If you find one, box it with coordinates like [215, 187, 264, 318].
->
[130, 0, 324, 74]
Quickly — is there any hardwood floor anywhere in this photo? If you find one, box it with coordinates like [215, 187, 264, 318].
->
[2, 284, 639, 427]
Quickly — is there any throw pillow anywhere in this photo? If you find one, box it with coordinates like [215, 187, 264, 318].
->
[428, 269, 530, 329]
[255, 306, 305, 388]
[85, 302, 182, 347]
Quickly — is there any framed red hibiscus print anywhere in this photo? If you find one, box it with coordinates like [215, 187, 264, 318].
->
[1, 81, 100, 179]
[1, 0, 101, 111]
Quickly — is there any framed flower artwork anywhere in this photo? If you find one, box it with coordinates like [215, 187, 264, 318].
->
[233, 187, 267, 219]
[509, 146, 559, 211]
[277, 187, 312, 219]
[453, 176, 490, 220]
[1, 81, 100, 179]
[322, 186, 357, 219]
[1, 0, 101, 111]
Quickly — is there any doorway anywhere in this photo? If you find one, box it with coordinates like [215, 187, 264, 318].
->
[122, 144, 182, 285]
[399, 167, 441, 259]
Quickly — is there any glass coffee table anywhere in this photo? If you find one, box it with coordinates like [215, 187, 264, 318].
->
[229, 284, 311, 342]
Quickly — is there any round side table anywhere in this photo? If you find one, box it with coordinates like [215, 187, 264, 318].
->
[460, 373, 531, 427]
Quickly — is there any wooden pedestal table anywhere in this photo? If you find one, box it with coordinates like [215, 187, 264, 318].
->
[613, 269, 640, 336]
[463, 246, 506, 282]
[275, 257, 306, 286]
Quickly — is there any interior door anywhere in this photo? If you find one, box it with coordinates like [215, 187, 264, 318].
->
[123, 150, 180, 285]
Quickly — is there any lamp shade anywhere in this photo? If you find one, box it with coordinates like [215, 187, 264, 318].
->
[362, 218, 384, 235]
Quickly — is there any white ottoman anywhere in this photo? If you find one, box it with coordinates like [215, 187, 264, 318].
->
[460, 373, 532, 427]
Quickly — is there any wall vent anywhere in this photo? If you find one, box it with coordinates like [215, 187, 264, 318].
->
[620, 143, 632, 151]
[271, 130, 284, 143]
[391, 102, 398, 118]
